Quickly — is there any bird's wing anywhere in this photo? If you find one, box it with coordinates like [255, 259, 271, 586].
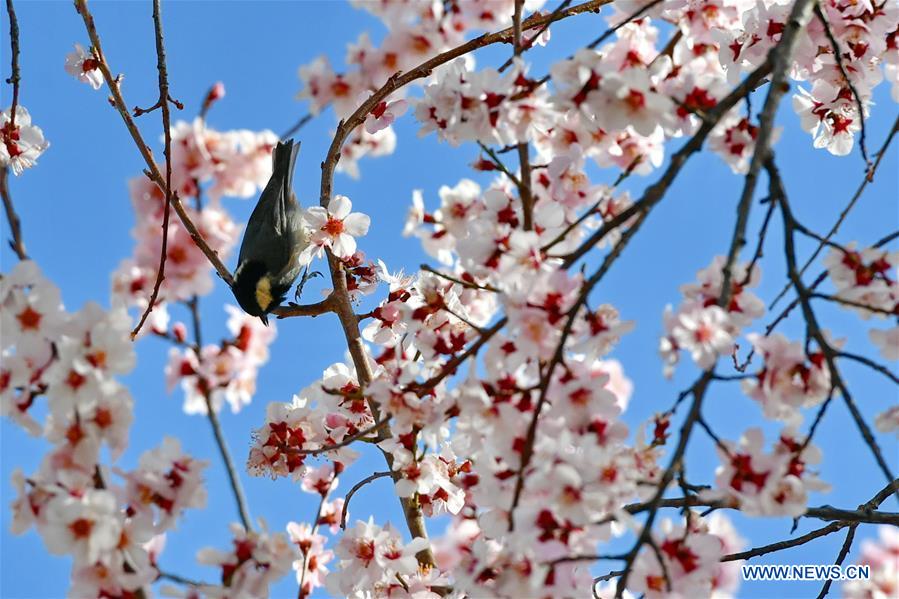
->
[238, 140, 301, 271]
[276, 140, 301, 236]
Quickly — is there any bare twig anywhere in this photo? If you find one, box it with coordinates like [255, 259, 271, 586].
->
[723, 522, 849, 562]
[157, 570, 207, 588]
[0, 167, 27, 259]
[131, 0, 177, 339]
[184, 296, 254, 531]
[809, 292, 898, 317]
[816, 524, 857, 599]
[497, 0, 573, 72]
[740, 196, 777, 287]
[476, 141, 521, 187]
[281, 113, 313, 142]
[420, 264, 501, 293]
[5, 0, 20, 126]
[340, 471, 391, 530]
[837, 350, 899, 385]
[587, 0, 664, 50]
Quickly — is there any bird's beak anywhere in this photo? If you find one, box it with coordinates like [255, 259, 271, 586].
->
[260, 314, 269, 327]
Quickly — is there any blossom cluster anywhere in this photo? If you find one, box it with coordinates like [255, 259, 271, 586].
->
[165, 305, 277, 415]
[295, 0, 551, 178]
[247, 361, 373, 482]
[742, 333, 831, 425]
[659, 256, 763, 376]
[825, 243, 899, 365]
[2, 261, 208, 597]
[194, 522, 296, 598]
[629, 513, 745, 598]
[706, 427, 830, 518]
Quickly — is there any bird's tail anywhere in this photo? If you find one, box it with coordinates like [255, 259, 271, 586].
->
[273, 139, 300, 190]
[273, 139, 301, 219]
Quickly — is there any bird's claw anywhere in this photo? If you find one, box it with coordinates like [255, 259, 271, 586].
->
[294, 267, 323, 301]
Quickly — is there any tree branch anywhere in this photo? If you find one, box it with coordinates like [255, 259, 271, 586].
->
[131, 0, 178, 339]
[5, 0, 20, 126]
[185, 296, 254, 531]
[0, 167, 27, 260]
[340, 471, 391, 530]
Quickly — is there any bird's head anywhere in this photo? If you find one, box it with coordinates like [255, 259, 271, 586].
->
[232, 260, 285, 326]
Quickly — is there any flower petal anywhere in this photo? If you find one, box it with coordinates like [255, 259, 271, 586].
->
[342, 213, 370, 237]
[329, 195, 352, 219]
[332, 234, 356, 258]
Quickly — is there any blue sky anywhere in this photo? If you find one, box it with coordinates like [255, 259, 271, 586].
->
[1, 1, 896, 598]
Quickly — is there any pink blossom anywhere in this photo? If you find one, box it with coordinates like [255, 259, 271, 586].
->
[0, 107, 50, 175]
[365, 98, 408, 134]
[301, 195, 371, 263]
[64, 43, 104, 90]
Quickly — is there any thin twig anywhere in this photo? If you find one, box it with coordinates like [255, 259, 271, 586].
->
[476, 141, 521, 187]
[420, 264, 501, 293]
[184, 296, 254, 531]
[587, 0, 664, 50]
[0, 167, 27, 260]
[815, 524, 857, 599]
[740, 196, 776, 287]
[809, 292, 898, 317]
[340, 471, 391, 530]
[131, 0, 177, 339]
[723, 522, 849, 562]
[5, 0, 20, 126]
[280, 113, 313, 142]
[273, 295, 337, 319]
[157, 571, 207, 588]
[837, 351, 899, 385]
[497, 0, 573, 72]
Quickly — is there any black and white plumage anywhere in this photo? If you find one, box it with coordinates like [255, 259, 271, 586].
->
[231, 139, 307, 325]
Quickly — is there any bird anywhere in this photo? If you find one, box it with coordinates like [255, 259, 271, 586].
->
[231, 138, 309, 325]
